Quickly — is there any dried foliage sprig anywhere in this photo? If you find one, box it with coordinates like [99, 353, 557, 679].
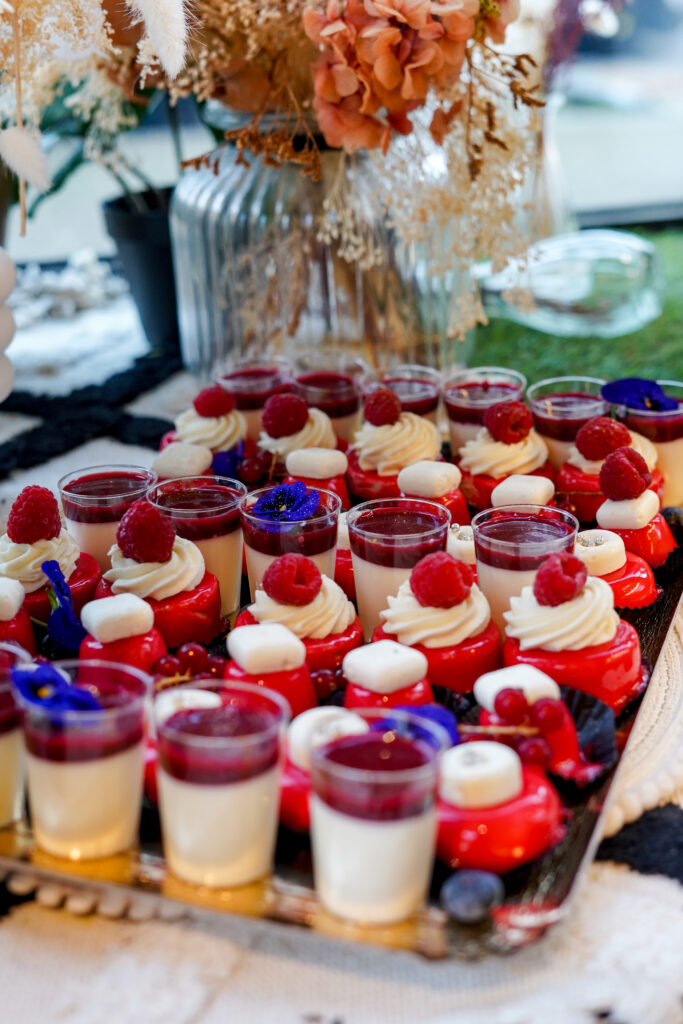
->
[127, 0, 189, 80]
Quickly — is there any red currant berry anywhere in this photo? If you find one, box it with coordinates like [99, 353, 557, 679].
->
[153, 654, 182, 678]
[177, 642, 209, 676]
[312, 668, 337, 700]
[529, 697, 565, 735]
[205, 655, 228, 677]
[517, 737, 552, 770]
[238, 457, 265, 485]
[493, 687, 529, 725]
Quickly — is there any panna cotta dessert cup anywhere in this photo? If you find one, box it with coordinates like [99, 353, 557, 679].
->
[147, 476, 247, 618]
[12, 660, 149, 860]
[240, 485, 342, 598]
[443, 367, 526, 455]
[0, 642, 31, 828]
[610, 379, 683, 506]
[294, 371, 362, 444]
[310, 708, 449, 925]
[347, 498, 451, 639]
[527, 376, 608, 469]
[384, 365, 441, 424]
[472, 505, 578, 632]
[156, 680, 289, 888]
[215, 357, 293, 441]
[59, 465, 156, 571]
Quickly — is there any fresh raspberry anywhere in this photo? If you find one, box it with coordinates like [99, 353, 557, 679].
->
[574, 416, 630, 461]
[262, 393, 308, 438]
[410, 552, 473, 608]
[599, 446, 652, 501]
[364, 387, 402, 427]
[483, 401, 532, 444]
[533, 552, 587, 607]
[116, 500, 176, 564]
[7, 486, 61, 544]
[192, 386, 235, 418]
[262, 553, 322, 605]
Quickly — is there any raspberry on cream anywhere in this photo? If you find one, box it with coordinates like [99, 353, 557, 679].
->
[259, 407, 336, 459]
[380, 579, 490, 648]
[174, 406, 247, 453]
[353, 413, 441, 476]
[567, 429, 657, 475]
[504, 576, 619, 652]
[104, 536, 205, 601]
[249, 574, 355, 640]
[459, 428, 548, 479]
[0, 530, 79, 593]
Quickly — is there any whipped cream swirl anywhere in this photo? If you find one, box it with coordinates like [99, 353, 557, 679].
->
[459, 428, 548, 479]
[0, 529, 79, 593]
[353, 412, 441, 476]
[567, 429, 658, 475]
[174, 407, 247, 452]
[380, 580, 490, 648]
[504, 576, 619, 651]
[259, 408, 336, 459]
[104, 536, 204, 601]
[249, 575, 355, 639]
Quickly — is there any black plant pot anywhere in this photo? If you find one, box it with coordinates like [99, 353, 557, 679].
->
[103, 188, 180, 356]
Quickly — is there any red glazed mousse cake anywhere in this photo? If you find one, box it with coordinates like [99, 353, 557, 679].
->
[235, 554, 363, 685]
[555, 416, 664, 523]
[343, 639, 434, 709]
[225, 621, 318, 718]
[443, 367, 526, 455]
[373, 552, 501, 693]
[96, 500, 223, 647]
[574, 528, 658, 610]
[80, 593, 167, 674]
[595, 448, 677, 569]
[397, 460, 470, 526]
[503, 551, 647, 712]
[0, 486, 100, 622]
[0, 578, 37, 655]
[347, 388, 442, 501]
[458, 402, 554, 511]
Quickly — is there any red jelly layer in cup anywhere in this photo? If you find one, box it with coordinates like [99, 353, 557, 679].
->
[149, 480, 242, 542]
[530, 391, 609, 442]
[312, 731, 436, 820]
[474, 508, 575, 571]
[158, 696, 281, 785]
[217, 366, 292, 411]
[294, 372, 360, 419]
[348, 503, 449, 568]
[444, 381, 522, 425]
[385, 377, 440, 416]
[616, 403, 683, 444]
[61, 470, 154, 524]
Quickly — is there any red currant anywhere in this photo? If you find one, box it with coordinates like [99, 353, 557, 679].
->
[153, 654, 182, 678]
[205, 654, 228, 677]
[177, 642, 209, 676]
[312, 668, 337, 700]
[517, 737, 551, 770]
[529, 697, 565, 735]
[238, 457, 265, 485]
[493, 687, 529, 725]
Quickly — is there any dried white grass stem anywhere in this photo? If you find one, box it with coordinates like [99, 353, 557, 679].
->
[130, 0, 188, 79]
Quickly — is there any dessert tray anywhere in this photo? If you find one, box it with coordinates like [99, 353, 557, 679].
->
[0, 569, 681, 961]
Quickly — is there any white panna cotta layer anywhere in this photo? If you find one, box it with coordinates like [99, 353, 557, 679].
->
[539, 435, 575, 470]
[245, 544, 336, 601]
[447, 420, 481, 455]
[158, 766, 279, 887]
[329, 410, 361, 444]
[476, 562, 538, 635]
[194, 529, 243, 616]
[64, 518, 118, 572]
[26, 742, 144, 860]
[311, 797, 436, 925]
[350, 556, 411, 641]
[0, 727, 24, 828]
[654, 436, 683, 506]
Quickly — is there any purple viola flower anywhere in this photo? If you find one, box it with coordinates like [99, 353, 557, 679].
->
[251, 481, 320, 522]
[212, 441, 245, 479]
[601, 379, 678, 413]
[11, 663, 101, 712]
[41, 559, 87, 652]
[370, 703, 459, 748]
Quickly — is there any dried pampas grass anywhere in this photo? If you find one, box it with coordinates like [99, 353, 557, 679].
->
[128, 0, 188, 79]
[0, 126, 51, 192]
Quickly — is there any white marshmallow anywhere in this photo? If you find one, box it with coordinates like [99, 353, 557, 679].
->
[474, 664, 560, 713]
[337, 511, 350, 551]
[152, 442, 213, 479]
[439, 741, 523, 809]
[597, 489, 659, 531]
[0, 578, 24, 621]
[287, 706, 369, 772]
[491, 474, 555, 507]
[81, 594, 154, 643]
[342, 640, 427, 694]
[447, 524, 475, 564]
[0, 305, 16, 354]
[227, 623, 306, 674]
[285, 447, 348, 479]
[398, 460, 462, 498]
[575, 529, 627, 576]
[155, 687, 222, 726]
[0, 248, 16, 304]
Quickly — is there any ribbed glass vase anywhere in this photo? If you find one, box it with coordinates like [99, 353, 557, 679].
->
[170, 105, 471, 379]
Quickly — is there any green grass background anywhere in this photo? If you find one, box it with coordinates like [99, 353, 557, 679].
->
[469, 228, 683, 383]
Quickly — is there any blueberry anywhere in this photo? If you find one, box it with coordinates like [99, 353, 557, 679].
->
[440, 870, 505, 924]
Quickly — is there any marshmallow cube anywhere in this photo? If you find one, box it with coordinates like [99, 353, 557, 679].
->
[398, 461, 462, 498]
[81, 594, 154, 644]
[227, 623, 306, 674]
[474, 664, 560, 713]
[286, 447, 348, 479]
[0, 578, 25, 621]
[439, 741, 523, 809]
[597, 490, 659, 532]
[343, 640, 428, 694]
[152, 442, 213, 479]
[491, 474, 555, 507]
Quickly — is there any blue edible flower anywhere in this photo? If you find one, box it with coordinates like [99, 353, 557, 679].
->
[11, 663, 102, 712]
[212, 441, 245, 479]
[251, 482, 320, 523]
[41, 560, 87, 652]
[371, 703, 459, 748]
[601, 378, 678, 413]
